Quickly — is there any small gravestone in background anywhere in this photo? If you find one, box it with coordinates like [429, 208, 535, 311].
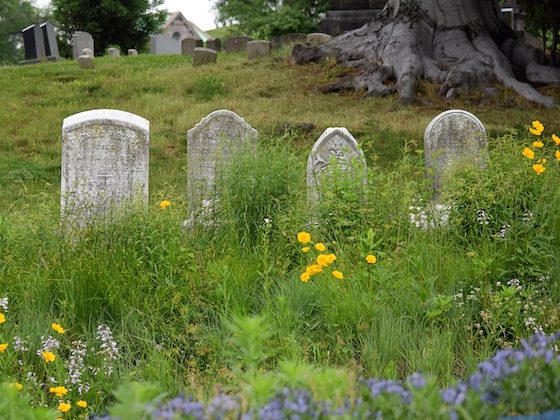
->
[224, 36, 253, 53]
[247, 41, 271, 59]
[186, 110, 258, 226]
[61, 109, 150, 228]
[72, 31, 94, 59]
[107, 47, 120, 57]
[182, 37, 203, 55]
[193, 48, 217, 66]
[307, 127, 367, 206]
[128, 49, 138, 56]
[424, 109, 487, 197]
[77, 55, 93, 69]
[82, 48, 94, 57]
[150, 34, 181, 55]
[307, 33, 331, 46]
[206, 38, 221, 52]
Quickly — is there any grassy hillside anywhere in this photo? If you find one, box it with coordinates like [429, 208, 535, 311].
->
[1, 49, 560, 418]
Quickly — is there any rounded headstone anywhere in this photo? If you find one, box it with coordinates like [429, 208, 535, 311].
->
[77, 55, 93, 69]
[107, 47, 120, 57]
[192, 47, 217, 66]
[81, 48, 94, 58]
[307, 33, 332, 46]
[206, 38, 222, 52]
[224, 36, 253, 53]
[128, 49, 138, 56]
[247, 40, 271, 59]
[182, 37, 200, 55]
[424, 109, 487, 195]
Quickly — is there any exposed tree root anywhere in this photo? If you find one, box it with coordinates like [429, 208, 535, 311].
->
[293, 0, 558, 107]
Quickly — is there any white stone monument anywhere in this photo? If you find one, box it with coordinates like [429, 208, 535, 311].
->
[72, 31, 94, 59]
[186, 110, 258, 226]
[307, 127, 367, 206]
[424, 109, 487, 196]
[61, 109, 150, 228]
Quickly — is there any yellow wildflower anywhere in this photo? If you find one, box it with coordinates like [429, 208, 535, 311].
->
[316, 254, 331, 267]
[77, 400, 88, 408]
[159, 200, 171, 210]
[529, 120, 544, 136]
[307, 264, 323, 275]
[326, 254, 337, 264]
[301, 247, 310, 253]
[300, 272, 310, 283]
[332, 270, 344, 280]
[522, 147, 535, 159]
[0, 312, 5, 323]
[14, 383, 23, 391]
[556, 151, 560, 161]
[42, 351, 56, 363]
[553, 134, 560, 145]
[51, 323, 65, 334]
[57, 402, 71, 413]
[532, 163, 545, 175]
[366, 255, 377, 264]
[49, 386, 69, 397]
[0, 343, 8, 352]
[532, 141, 544, 149]
[314, 243, 326, 252]
[297, 231, 311, 244]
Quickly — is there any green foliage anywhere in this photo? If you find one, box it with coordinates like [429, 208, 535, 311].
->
[516, 0, 560, 64]
[0, 384, 56, 419]
[213, 0, 329, 37]
[109, 382, 166, 420]
[51, 0, 167, 55]
[0, 0, 42, 64]
[187, 74, 227, 102]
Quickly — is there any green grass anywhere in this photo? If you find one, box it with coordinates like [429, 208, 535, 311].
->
[0, 50, 560, 415]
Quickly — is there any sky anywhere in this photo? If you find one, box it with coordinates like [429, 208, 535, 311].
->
[34, 0, 218, 31]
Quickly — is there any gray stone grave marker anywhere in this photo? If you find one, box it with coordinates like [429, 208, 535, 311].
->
[307, 127, 367, 206]
[424, 109, 487, 196]
[107, 47, 120, 57]
[72, 31, 94, 59]
[247, 41, 271, 59]
[82, 48, 94, 57]
[77, 55, 93, 69]
[128, 49, 138, 56]
[193, 47, 217, 66]
[224, 36, 253, 53]
[307, 33, 331, 46]
[182, 37, 203, 55]
[61, 109, 150, 228]
[186, 110, 258, 226]
[206, 38, 222, 51]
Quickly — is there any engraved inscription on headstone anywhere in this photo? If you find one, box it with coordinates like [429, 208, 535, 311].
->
[186, 110, 258, 226]
[307, 127, 367, 206]
[61, 109, 150, 228]
[424, 109, 487, 196]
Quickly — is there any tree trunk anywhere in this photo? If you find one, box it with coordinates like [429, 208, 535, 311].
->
[294, 0, 560, 107]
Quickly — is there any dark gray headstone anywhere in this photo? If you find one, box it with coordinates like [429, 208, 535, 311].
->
[206, 38, 222, 52]
[247, 41, 271, 59]
[181, 37, 202, 56]
[224, 36, 253, 53]
[193, 47, 217, 66]
[22, 24, 46, 62]
[40, 22, 59, 58]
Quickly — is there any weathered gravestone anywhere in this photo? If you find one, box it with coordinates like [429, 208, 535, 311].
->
[193, 48, 217, 66]
[247, 41, 271, 59]
[128, 49, 138, 56]
[224, 36, 253, 53]
[424, 109, 487, 197]
[182, 37, 203, 55]
[77, 55, 93, 69]
[186, 110, 258, 226]
[206, 38, 222, 52]
[307, 33, 332, 46]
[61, 109, 150, 228]
[72, 31, 94, 59]
[107, 47, 120, 57]
[82, 48, 94, 58]
[307, 127, 367, 206]
[21, 22, 60, 63]
[150, 34, 181, 55]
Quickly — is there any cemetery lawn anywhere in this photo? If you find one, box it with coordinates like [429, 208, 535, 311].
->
[1, 50, 560, 416]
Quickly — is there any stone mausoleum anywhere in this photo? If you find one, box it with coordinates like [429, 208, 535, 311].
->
[320, 0, 387, 36]
[161, 11, 212, 43]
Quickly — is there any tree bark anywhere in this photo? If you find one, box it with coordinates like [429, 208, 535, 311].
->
[294, 0, 560, 107]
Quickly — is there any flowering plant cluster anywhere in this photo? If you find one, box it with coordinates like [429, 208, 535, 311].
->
[0, 296, 118, 417]
[522, 120, 560, 175]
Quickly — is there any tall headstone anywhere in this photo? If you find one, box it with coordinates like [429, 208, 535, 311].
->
[61, 109, 150, 228]
[424, 110, 487, 196]
[186, 110, 258, 226]
[307, 127, 367, 206]
[192, 48, 217, 66]
[40, 22, 59, 59]
[247, 41, 271, 59]
[72, 31, 94, 59]
[182, 37, 203, 55]
[224, 36, 253, 53]
[22, 24, 46, 63]
[150, 34, 181, 55]
[206, 38, 222, 52]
